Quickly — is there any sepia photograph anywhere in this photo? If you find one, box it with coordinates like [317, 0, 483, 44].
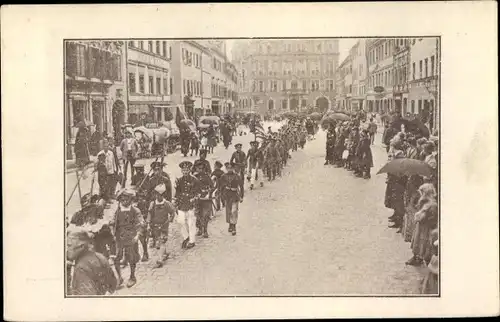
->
[64, 37, 441, 297]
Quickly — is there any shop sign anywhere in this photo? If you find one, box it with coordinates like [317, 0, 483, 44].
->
[374, 86, 385, 93]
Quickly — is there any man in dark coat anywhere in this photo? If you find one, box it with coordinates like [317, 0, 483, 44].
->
[230, 143, 247, 182]
[180, 127, 191, 157]
[193, 162, 215, 238]
[145, 161, 172, 202]
[220, 163, 244, 236]
[324, 124, 336, 165]
[354, 129, 374, 179]
[192, 149, 212, 175]
[74, 123, 91, 168]
[67, 228, 117, 296]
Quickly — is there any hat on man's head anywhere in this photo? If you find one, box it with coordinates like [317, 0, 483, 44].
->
[154, 183, 166, 194]
[214, 161, 223, 168]
[199, 149, 208, 156]
[179, 161, 193, 170]
[235, 143, 242, 148]
[151, 161, 166, 169]
[250, 141, 259, 146]
[117, 188, 136, 200]
[67, 226, 92, 245]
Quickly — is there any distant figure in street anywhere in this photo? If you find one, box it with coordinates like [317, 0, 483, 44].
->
[324, 124, 336, 165]
[147, 184, 176, 269]
[174, 161, 201, 249]
[220, 163, 244, 236]
[120, 131, 139, 187]
[67, 227, 117, 296]
[211, 161, 225, 211]
[368, 118, 378, 145]
[193, 149, 212, 175]
[230, 143, 247, 183]
[112, 189, 145, 288]
[74, 121, 91, 168]
[193, 162, 215, 238]
[96, 139, 120, 203]
[190, 132, 200, 156]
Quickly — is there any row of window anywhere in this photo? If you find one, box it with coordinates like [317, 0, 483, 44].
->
[183, 79, 202, 96]
[257, 42, 336, 54]
[128, 73, 173, 95]
[182, 48, 201, 68]
[213, 58, 223, 72]
[368, 68, 394, 89]
[250, 79, 335, 92]
[66, 43, 122, 81]
[250, 61, 333, 76]
[129, 40, 172, 60]
[412, 55, 436, 81]
[238, 98, 309, 109]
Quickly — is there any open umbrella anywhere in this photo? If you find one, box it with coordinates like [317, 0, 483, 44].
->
[329, 113, 351, 121]
[320, 116, 337, 130]
[282, 111, 298, 119]
[309, 112, 322, 120]
[178, 119, 196, 132]
[377, 158, 434, 177]
[199, 116, 219, 126]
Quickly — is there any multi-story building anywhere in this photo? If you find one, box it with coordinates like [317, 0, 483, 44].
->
[366, 38, 395, 113]
[224, 61, 239, 114]
[409, 37, 440, 132]
[335, 55, 351, 110]
[126, 40, 173, 126]
[232, 39, 339, 114]
[170, 40, 211, 119]
[65, 40, 126, 158]
[350, 40, 368, 111]
[207, 45, 228, 115]
[393, 38, 411, 115]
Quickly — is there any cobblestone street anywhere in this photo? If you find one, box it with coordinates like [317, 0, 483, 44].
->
[76, 123, 425, 296]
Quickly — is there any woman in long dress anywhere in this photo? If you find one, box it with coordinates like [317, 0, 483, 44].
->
[74, 122, 90, 168]
[406, 183, 438, 266]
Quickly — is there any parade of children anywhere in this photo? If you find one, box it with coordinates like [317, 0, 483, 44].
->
[66, 110, 438, 296]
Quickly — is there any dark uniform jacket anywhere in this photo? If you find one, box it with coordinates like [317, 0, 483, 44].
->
[192, 159, 212, 175]
[145, 173, 172, 201]
[70, 250, 117, 296]
[174, 175, 201, 211]
[194, 171, 214, 200]
[113, 205, 144, 246]
[230, 151, 247, 168]
[246, 148, 259, 169]
[220, 172, 243, 202]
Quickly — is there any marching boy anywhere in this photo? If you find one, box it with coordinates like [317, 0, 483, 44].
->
[211, 161, 225, 211]
[147, 184, 177, 269]
[112, 188, 145, 288]
[220, 163, 244, 236]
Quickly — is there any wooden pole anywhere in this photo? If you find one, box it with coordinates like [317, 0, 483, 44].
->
[76, 170, 83, 207]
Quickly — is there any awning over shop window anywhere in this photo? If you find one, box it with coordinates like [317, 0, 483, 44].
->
[129, 104, 149, 114]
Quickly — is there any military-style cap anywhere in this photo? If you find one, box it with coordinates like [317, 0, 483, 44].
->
[224, 162, 232, 168]
[179, 161, 193, 170]
[250, 141, 259, 145]
[234, 143, 242, 148]
[116, 188, 136, 199]
[214, 161, 223, 168]
[150, 161, 166, 169]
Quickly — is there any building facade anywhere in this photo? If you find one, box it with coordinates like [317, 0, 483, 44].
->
[335, 55, 351, 110]
[366, 38, 395, 113]
[350, 40, 368, 111]
[232, 39, 339, 114]
[65, 40, 126, 159]
[170, 40, 211, 119]
[409, 37, 440, 132]
[393, 38, 411, 115]
[126, 40, 174, 126]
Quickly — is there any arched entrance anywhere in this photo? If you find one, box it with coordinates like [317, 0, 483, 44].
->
[316, 96, 329, 112]
[268, 99, 274, 111]
[290, 98, 299, 111]
[112, 100, 126, 144]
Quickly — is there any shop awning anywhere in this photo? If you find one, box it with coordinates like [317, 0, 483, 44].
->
[129, 104, 149, 114]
